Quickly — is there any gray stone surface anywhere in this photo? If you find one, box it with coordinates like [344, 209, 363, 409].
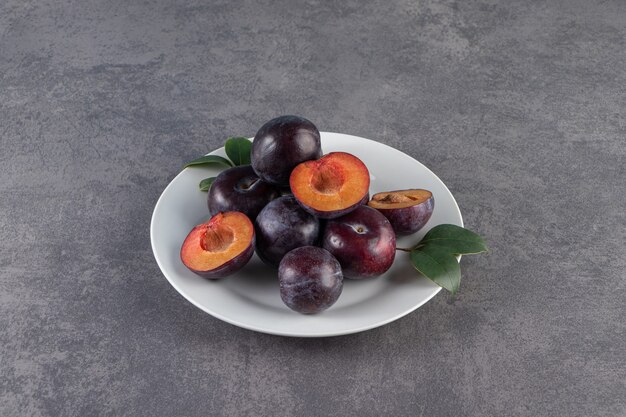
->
[1, 0, 625, 415]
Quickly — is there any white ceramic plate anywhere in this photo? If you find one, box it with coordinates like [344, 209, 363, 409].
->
[151, 132, 463, 337]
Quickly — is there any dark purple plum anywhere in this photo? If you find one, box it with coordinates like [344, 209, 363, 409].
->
[208, 165, 280, 220]
[322, 205, 396, 279]
[254, 195, 320, 267]
[251, 115, 322, 186]
[278, 246, 343, 314]
[368, 189, 434, 235]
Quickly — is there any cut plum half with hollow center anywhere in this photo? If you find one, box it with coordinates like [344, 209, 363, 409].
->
[180, 211, 255, 279]
[368, 189, 434, 235]
[290, 152, 370, 219]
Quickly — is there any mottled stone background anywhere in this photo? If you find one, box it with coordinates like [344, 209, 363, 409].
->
[1, 0, 624, 416]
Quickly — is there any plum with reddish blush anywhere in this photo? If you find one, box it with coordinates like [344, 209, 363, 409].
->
[278, 246, 343, 314]
[322, 205, 396, 279]
[180, 212, 255, 279]
[254, 195, 320, 267]
[251, 115, 322, 186]
[290, 152, 370, 219]
[368, 189, 434, 235]
[208, 165, 280, 221]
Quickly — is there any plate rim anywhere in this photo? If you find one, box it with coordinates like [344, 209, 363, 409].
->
[150, 132, 463, 337]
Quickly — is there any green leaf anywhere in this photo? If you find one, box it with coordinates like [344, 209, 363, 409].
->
[184, 155, 233, 169]
[410, 245, 461, 297]
[199, 177, 216, 192]
[224, 137, 252, 166]
[418, 224, 488, 254]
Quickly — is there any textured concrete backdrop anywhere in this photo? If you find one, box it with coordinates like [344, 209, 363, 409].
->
[1, 0, 625, 416]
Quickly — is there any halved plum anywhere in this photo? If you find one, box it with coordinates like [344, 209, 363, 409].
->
[180, 211, 255, 279]
[368, 189, 434, 235]
[290, 152, 370, 219]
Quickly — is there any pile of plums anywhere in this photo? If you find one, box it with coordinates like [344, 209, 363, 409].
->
[180, 116, 435, 314]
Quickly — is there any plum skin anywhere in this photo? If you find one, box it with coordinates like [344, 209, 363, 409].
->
[278, 246, 343, 314]
[375, 196, 434, 235]
[254, 195, 320, 267]
[297, 199, 364, 220]
[251, 115, 322, 186]
[322, 205, 396, 279]
[294, 186, 367, 220]
[208, 165, 280, 221]
[186, 238, 255, 280]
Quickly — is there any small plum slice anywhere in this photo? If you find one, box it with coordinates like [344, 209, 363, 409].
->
[208, 165, 280, 221]
[290, 152, 370, 219]
[278, 246, 343, 314]
[180, 211, 255, 279]
[322, 205, 396, 279]
[254, 195, 320, 267]
[368, 189, 434, 235]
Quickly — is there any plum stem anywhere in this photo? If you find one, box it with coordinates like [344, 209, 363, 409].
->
[395, 247, 412, 252]
[396, 243, 425, 252]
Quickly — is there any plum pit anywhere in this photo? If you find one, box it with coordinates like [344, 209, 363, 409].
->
[376, 193, 418, 204]
[369, 189, 432, 209]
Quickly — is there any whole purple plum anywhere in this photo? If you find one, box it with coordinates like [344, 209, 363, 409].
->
[251, 115, 322, 186]
[322, 205, 396, 279]
[208, 165, 280, 221]
[278, 246, 343, 314]
[254, 195, 320, 267]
